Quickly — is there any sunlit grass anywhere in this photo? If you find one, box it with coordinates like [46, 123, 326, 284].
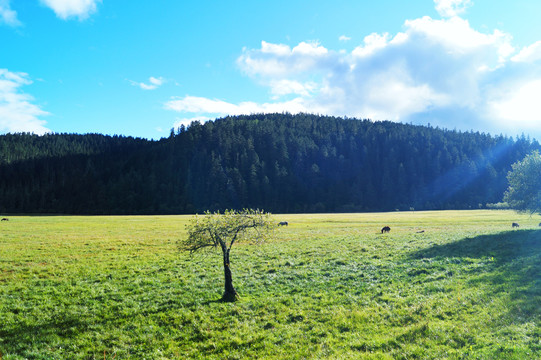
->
[0, 210, 539, 359]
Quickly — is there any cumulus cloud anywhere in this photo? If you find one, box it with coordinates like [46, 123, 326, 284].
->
[40, 0, 101, 20]
[165, 95, 312, 116]
[434, 0, 472, 18]
[129, 76, 165, 90]
[0, 0, 21, 26]
[352, 33, 390, 57]
[233, 15, 515, 122]
[165, 1, 541, 139]
[238, 40, 329, 77]
[149, 76, 164, 86]
[512, 41, 541, 63]
[487, 79, 541, 134]
[0, 69, 50, 135]
[269, 79, 318, 99]
[403, 16, 514, 60]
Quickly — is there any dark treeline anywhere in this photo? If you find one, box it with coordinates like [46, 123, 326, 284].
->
[0, 114, 538, 214]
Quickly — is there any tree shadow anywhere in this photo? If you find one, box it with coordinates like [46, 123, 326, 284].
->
[0, 294, 229, 358]
[409, 229, 541, 322]
[0, 314, 88, 353]
[410, 229, 540, 265]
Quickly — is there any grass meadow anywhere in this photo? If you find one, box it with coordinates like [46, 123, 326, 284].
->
[0, 210, 540, 359]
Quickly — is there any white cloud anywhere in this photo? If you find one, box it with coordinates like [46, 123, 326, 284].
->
[488, 79, 541, 130]
[269, 79, 318, 98]
[339, 35, 351, 42]
[352, 33, 390, 57]
[130, 76, 165, 90]
[512, 41, 541, 63]
[403, 16, 514, 61]
[165, 96, 311, 116]
[166, 1, 541, 139]
[355, 66, 451, 121]
[40, 0, 101, 20]
[238, 40, 330, 77]
[165, 96, 240, 114]
[149, 76, 164, 86]
[232, 15, 515, 121]
[0, 69, 50, 135]
[0, 0, 21, 26]
[293, 41, 328, 56]
[260, 41, 290, 56]
[434, 0, 472, 18]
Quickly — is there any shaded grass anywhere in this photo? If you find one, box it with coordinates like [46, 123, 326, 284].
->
[0, 211, 539, 359]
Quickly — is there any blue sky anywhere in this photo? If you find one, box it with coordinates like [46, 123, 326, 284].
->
[2, 0, 541, 140]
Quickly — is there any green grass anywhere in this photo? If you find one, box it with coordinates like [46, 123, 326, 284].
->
[0, 210, 540, 359]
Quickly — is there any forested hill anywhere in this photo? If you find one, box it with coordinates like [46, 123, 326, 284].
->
[0, 114, 538, 214]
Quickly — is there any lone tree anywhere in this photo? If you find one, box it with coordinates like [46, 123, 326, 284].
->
[503, 151, 541, 215]
[180, 209, 275, 302]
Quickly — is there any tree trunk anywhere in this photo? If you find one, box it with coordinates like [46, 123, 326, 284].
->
[222, 247, 238, 302]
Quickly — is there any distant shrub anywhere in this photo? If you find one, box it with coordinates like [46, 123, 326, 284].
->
[486, 202, 510, 209]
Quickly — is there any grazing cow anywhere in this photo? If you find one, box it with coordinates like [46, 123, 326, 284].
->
[278, 221, 288, 226]
[381, 226, 391, 233]
[512, 222, 519, 228]
[1, 218, 8, 221]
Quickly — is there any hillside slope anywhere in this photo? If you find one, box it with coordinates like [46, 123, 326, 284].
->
[0, 114, 538, 214]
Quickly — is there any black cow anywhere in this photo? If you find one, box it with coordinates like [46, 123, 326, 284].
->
[512, 222, 519, 228]
[278, 221, 288, 226]
[1, 218, 8, 221]
[381, 226, 391, 233]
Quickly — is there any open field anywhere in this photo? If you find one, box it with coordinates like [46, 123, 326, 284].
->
[0, 210, 540, 359]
